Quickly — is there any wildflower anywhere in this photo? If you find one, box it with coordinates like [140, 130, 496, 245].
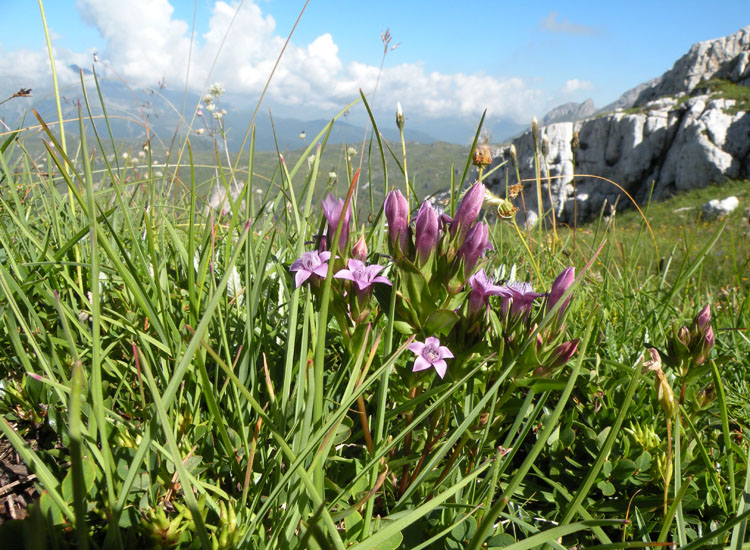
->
[457, 221, 491, 273]
[195, 128, 206, 135]
[694, 304, 711, 334]
[203, 94, 214, 105]
[289, 251, 332, 288]
[415, 201, 439, 264]
[547, 267, 575, 318]
[547, 338, 579, 370]
[498, 281, 543, 318]
[334, 259, 391, 292]
[205, 102, 216, 112]
[352, 235, 368, 262]
[467, 268, 504, 317]
[384, 189, 409, 252]
[396, 102, 404, 130]
[472, 144, 492, 168]
[347, 146, 357, 159]
[208, 82, 225, 97]
[408, 337, 454, 379]
[451, 182, 485, 240]
[321, 193, 351, 250]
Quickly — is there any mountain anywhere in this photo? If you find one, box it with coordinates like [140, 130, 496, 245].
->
[485, 25, 750, 227]
[542, 99, 597, 125]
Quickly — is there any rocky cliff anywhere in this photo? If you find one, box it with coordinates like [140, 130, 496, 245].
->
[486, 26, 750, 226]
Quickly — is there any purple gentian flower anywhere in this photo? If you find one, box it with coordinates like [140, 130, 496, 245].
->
[289, 251, 331, 288]
[694, 304, 711, 334]
[547, 267, 575, 318]
[451, 182, 485, 241]
[467, 268, 505, 316]
[322, 193, 351, 250]
[415, 201, 439, 264]
[384, 189, 409, 252]
[334, 259, 391, 292]
[498, 281, 544, 318]
[408, 337, 454, 379]
[457, 222, 491, 273]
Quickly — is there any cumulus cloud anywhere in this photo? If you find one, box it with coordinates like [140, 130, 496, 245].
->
[540, 11, 599, 36]
[1, 0, 545, 123]
[563, 78, 593, 92]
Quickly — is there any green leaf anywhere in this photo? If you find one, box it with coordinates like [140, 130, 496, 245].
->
[424, 308, 460, 336]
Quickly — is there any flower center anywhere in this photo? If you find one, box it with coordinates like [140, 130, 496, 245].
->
[423, 343, 440, 363]
[353, 266, 366, 280]
[303, 255, 319, 270]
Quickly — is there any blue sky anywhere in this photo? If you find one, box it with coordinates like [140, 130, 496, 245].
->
[1, 1, 748, 126]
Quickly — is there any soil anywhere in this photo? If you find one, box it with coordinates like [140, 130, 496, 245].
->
[0, 434, 38, 524]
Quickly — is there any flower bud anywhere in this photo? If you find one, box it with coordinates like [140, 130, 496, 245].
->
[547, 267, 575, 319]
[692, 325, 714, 365]
[415, 201, 439, 264]
[654, 369, 675, 418]
[697, 382, 716, 409]
[509, 144, 518, 169]
[694, 304, 711, 335]
[547, 338, 580, 370]
[451, 182, 485, 241]
[321, 193, 351, 250]
[396, 102, 404, 130]
[352, 235, 368, 262]
[457, 221, 490, 274]
[531, 117, 540, 150]
[384, 189, 409, 253]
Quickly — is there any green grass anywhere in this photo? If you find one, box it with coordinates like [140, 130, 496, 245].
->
[1, 15, 750, 549]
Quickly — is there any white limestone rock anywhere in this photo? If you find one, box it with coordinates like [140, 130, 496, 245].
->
[702, 196, 739, 219]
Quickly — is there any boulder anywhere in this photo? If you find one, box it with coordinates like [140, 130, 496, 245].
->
[702, 196, 739, 219]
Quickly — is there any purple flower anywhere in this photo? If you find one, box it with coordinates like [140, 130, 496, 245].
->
[352, 235, 368, 262]
[457, 222, 491, 273]
[548, 339, 580, 369]
[334, 259, 391, 292]
[547, 267, 575, 318]
[451, 182, 485, 240]
[415, 201, 439, 264]
[322, 193, 351, 250]
[467, 269, 505, 316]
[384, 189, 409, 252]
[408, 337, 454, 379]
[498, 281, 544, 318]
[694, 304, 711, 334]
[290, 251, 332, 288]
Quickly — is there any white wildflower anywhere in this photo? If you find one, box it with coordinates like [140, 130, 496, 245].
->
[208, 82, 225, 97]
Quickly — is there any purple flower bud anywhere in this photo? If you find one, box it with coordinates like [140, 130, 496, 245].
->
[415, 201, 439, 264]
[352, 235, 368, 262]
[384, 190, 409, 253]
[321, 193, 351, 250]
[694, 304, 711, 334]
[692, 325, 714, 365]
[451, 182, 485, 240]
[548, 338, 580, 370]
[547, 267, 575, 318]
[457, 221, 490, 273]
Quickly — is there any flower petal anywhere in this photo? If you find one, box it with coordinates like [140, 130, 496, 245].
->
[334, 269, 354, 281]
[407, 341, 425, 355]
[295, 270, 311, 288]
[424, 336, 441, 348]
[412, 356, 432, 373]
[372, 276, 392, 286]
[432, 360, 447, 378]
[439, 346, 454, 359]
[313, 264, 330, 278]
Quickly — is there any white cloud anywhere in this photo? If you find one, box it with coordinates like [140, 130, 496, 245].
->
[1, 0, 545, 123]
[540, 12, 599, 36]
[563, 78, 594, 93]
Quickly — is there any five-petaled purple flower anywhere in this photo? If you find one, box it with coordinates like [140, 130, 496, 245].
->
[467, 269, 505, 316]
[498, 281, 544, 318]
[408, 337, 454, 379]
[334, 259, 391, 292]
[289, 251, 331, 288]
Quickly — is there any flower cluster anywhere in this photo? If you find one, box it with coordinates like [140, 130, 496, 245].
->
[288, 179, 581, 382]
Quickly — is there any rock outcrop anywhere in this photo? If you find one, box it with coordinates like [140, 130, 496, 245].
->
[486, 26, 750, 226]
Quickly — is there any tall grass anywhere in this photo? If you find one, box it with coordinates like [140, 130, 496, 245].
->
[1, 6, 750, 550]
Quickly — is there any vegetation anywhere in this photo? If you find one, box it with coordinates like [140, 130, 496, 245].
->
[1, 7, 750, 550]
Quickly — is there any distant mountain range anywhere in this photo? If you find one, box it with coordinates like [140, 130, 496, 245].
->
[0, 72, 533, 151]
